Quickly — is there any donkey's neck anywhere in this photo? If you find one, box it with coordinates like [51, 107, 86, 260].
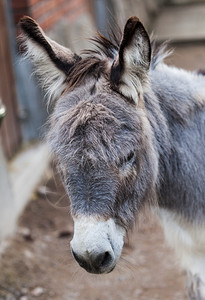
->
[148, 64, 205, 222]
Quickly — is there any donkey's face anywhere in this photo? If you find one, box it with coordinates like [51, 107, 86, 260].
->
[20, 16, 158, 274]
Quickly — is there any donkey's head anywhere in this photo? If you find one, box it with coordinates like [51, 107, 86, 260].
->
[20, 16, 158, 274]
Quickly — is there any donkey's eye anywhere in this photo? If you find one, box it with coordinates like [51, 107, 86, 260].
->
[126, 151, 135, 163]
[119, 151, 135, 168]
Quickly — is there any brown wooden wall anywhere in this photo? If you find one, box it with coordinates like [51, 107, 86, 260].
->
[0, 0, 21, 159]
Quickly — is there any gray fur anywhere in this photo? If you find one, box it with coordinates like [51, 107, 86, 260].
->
[48, 63, 205, 225]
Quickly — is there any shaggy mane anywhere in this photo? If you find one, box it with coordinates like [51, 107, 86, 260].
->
[67, 29, 172, 90]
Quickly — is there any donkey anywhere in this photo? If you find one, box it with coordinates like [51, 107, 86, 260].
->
[19, 16, 205, 299]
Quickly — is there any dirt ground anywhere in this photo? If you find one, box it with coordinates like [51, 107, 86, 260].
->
[1, 42, 205, 300]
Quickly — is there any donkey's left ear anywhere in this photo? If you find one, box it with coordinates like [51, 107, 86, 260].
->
[110, 17, 151, 104]
[19, 16, 81, 104]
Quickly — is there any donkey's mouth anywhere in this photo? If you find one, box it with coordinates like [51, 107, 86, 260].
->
[87, 265, 116, 275]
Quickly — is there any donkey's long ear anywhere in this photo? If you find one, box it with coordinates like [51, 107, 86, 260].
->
[19, 16, 80, 103]
[110, 17, 151, 104]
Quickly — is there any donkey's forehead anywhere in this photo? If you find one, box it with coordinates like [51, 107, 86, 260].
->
[50, 91, 142, 164]
[57, 76, 109, 110]
[56, 88, 139, 132]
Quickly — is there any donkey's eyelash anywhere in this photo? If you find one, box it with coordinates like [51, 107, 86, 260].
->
[118, 151, 135, 168]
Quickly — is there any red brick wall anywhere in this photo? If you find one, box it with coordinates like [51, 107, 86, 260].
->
[11, 0, 92, 32]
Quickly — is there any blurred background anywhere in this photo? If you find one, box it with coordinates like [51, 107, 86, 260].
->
[0, 0, 205, 299]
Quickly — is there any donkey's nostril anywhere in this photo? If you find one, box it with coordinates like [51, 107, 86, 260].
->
[71, 248, 114, 273]
[71, 249, 89, 270]
[93, 251, 113, 269]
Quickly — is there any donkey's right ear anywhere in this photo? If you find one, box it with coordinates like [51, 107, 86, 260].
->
[19, 16, 81, 103]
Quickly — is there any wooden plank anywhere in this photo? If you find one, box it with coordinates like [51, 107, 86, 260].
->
[153, 4, 205, 42]
[0, 0, 21, 158]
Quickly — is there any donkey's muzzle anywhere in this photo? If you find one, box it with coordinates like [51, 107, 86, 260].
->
[71, 249, 115, 274]
[70, 216, 125, 274]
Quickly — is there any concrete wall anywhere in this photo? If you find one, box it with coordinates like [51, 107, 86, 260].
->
[101, 0, 162, 31]
[0, 143, 16, 242]
[0, 142, 50, 245]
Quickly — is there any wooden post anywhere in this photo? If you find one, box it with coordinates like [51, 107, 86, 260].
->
[0, 0, 21, 158]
